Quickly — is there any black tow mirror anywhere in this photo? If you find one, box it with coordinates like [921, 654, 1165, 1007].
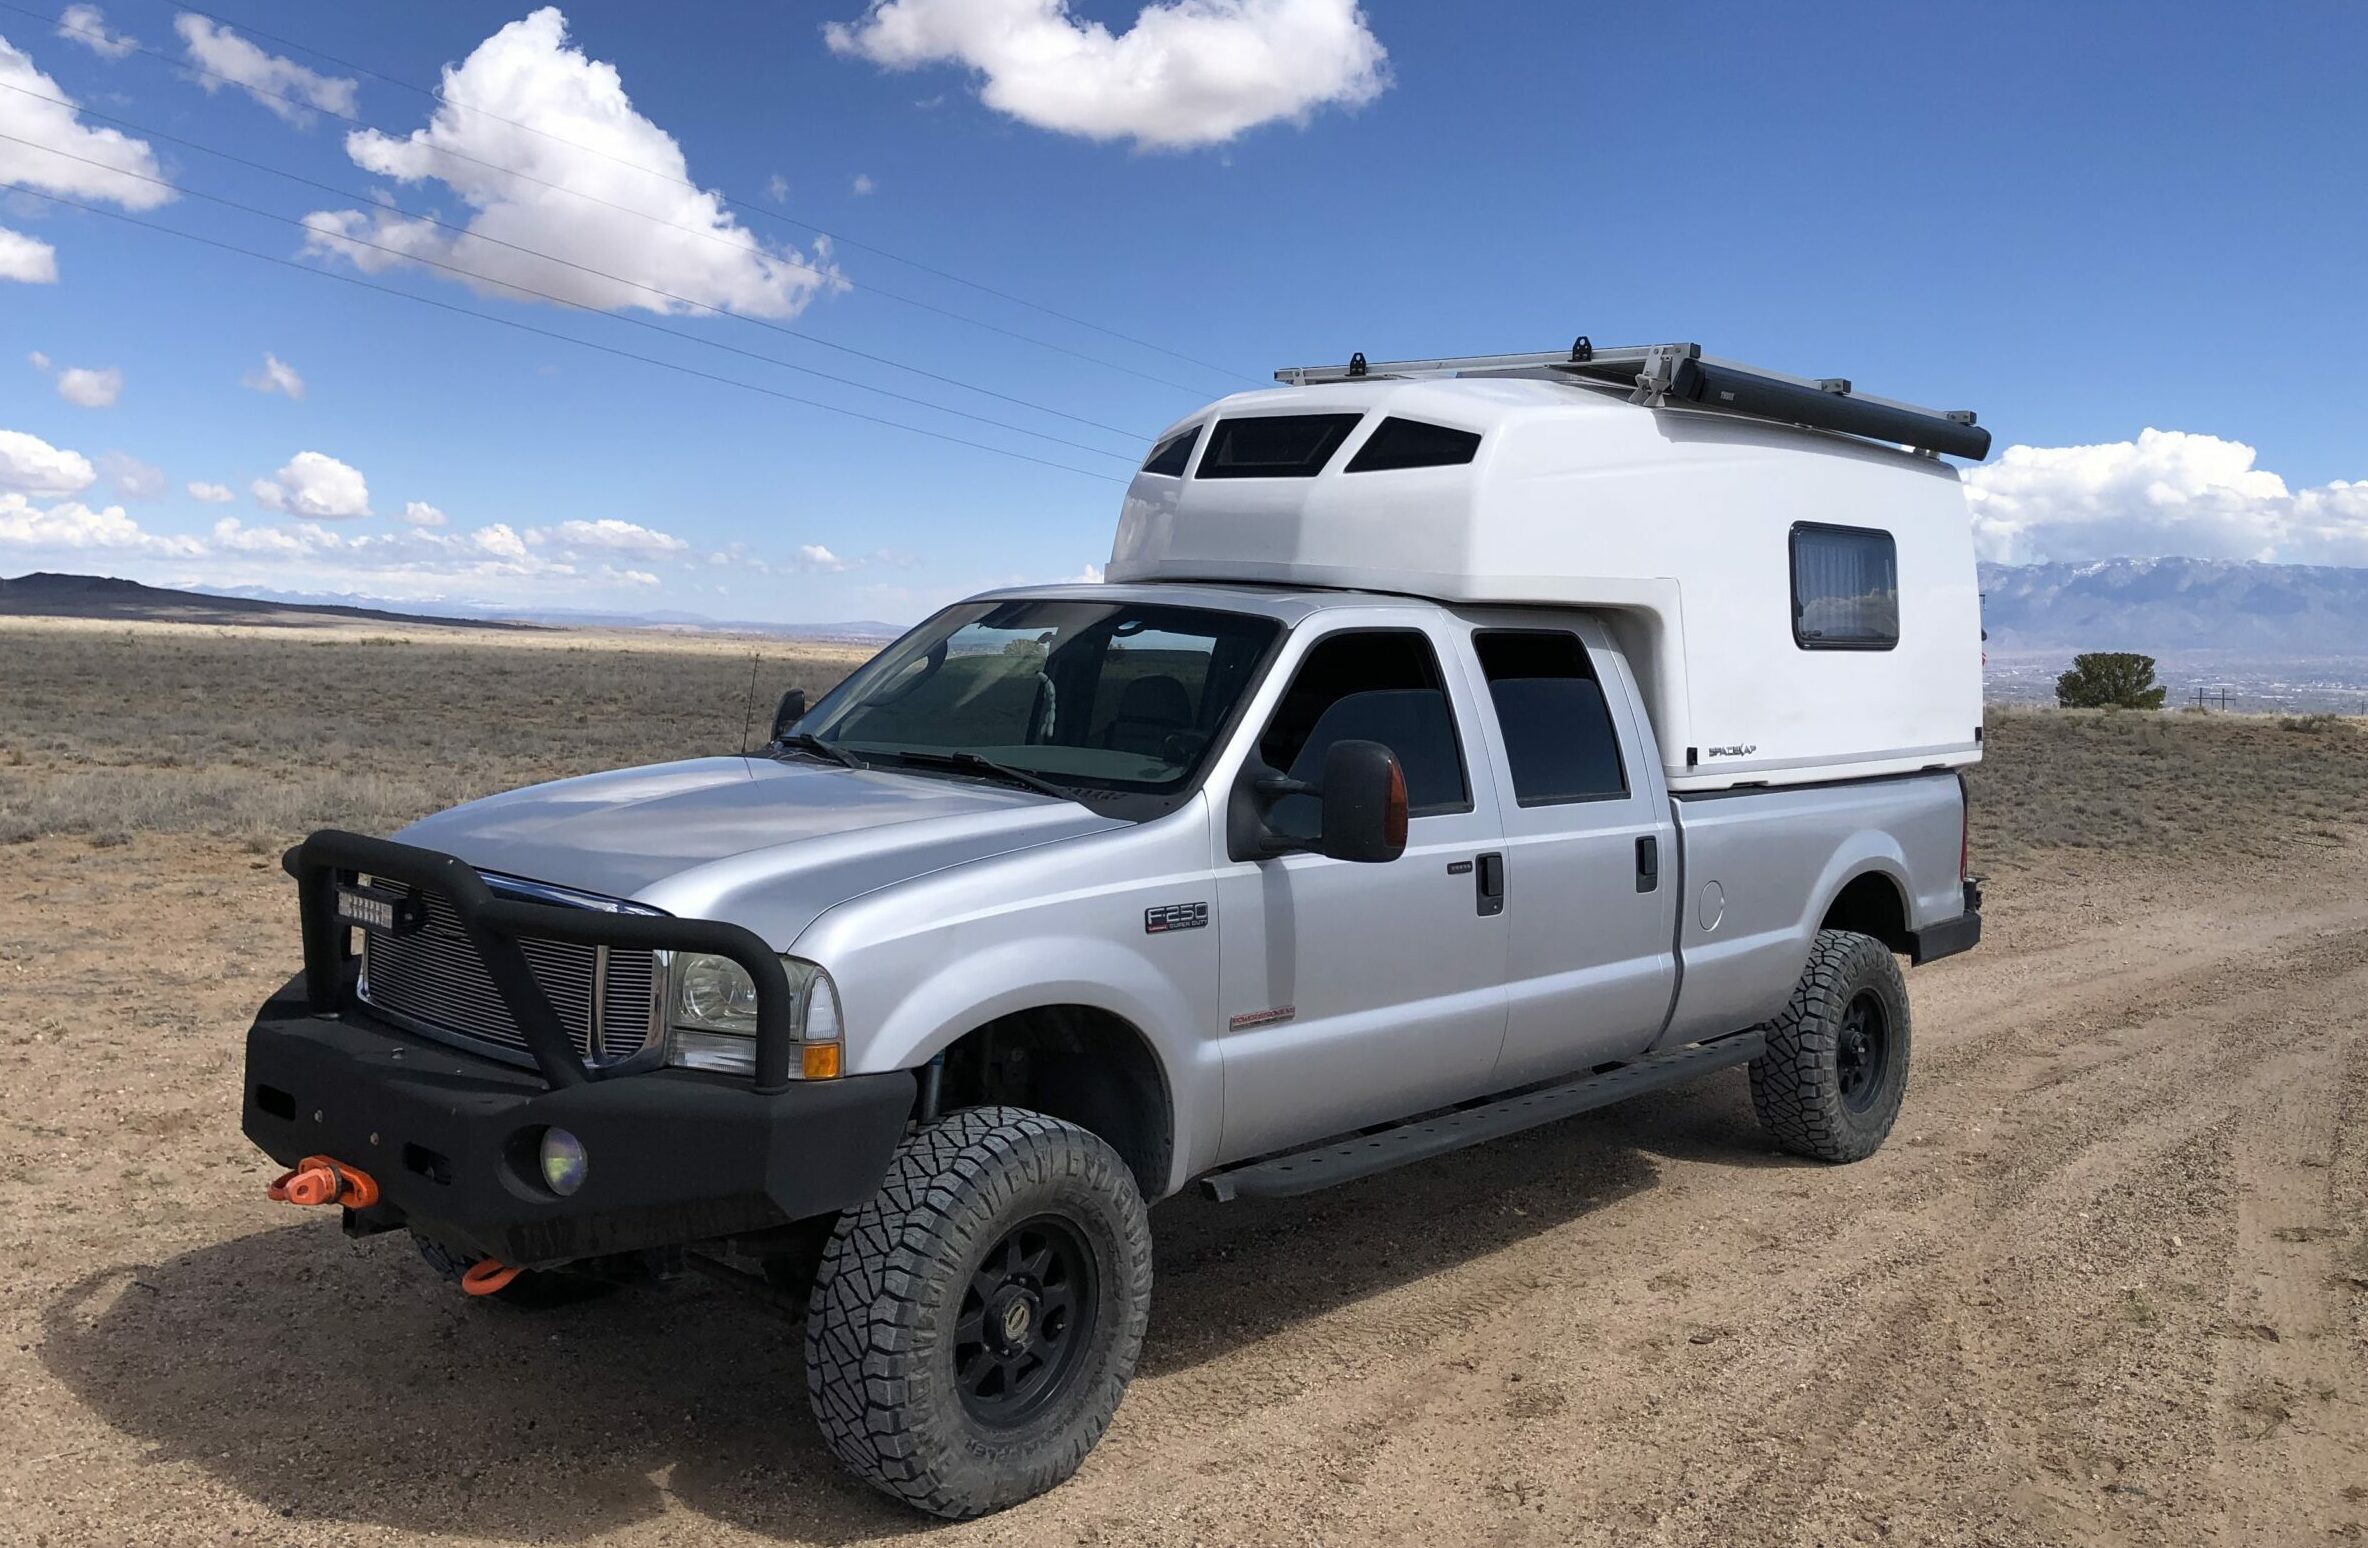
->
[769, 688, 807, 743]
[1314, 739, 1408, 863]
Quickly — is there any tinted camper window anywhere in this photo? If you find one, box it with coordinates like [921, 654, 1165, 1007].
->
[1791, 523, 1899, 650]
[1195, 414, 1363, 479]
[1140, 425, 1199, 476]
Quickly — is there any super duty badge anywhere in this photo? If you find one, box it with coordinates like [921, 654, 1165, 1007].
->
[1144, 902, 1208, 934]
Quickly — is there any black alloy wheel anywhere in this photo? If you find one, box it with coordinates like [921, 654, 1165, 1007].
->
[954, 1214, 1100, 1428]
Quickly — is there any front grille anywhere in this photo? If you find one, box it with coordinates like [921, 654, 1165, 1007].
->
[358, 884, 659, 1065]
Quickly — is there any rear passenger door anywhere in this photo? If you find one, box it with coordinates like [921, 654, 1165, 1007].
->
[1453, 610, 1679, 1085]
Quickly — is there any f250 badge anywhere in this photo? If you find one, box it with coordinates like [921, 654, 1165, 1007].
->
[1144, 902, 1208, 934]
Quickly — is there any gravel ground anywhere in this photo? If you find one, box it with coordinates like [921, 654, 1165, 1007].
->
[4, 830, 2363, 1547]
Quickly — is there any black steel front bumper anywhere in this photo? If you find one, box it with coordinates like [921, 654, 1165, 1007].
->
[245, 979, 914, 1265]
[244, 829, 914, 1266]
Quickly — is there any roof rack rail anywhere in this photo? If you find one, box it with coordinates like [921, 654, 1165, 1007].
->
[1273, 338, 1991, 460]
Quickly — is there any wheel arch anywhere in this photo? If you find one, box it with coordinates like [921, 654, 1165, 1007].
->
[927, 1004, 1175, 1203]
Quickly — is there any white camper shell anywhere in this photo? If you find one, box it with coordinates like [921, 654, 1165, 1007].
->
[1108, 345, 1986, 793]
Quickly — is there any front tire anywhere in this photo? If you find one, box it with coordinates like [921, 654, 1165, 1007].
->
[1749, 928, 1911, 1162]
[805, 1106, 1153, 1518]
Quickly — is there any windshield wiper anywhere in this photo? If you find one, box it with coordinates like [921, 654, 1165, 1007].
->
[885, 749, 1074, 800]
[779, 732, 868, 771]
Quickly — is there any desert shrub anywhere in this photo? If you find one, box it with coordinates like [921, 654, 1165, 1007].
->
[2055, 652, 2168, 710]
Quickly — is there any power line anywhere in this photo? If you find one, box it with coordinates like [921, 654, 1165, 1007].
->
[14, 0, 1224, 395]
[171, 0, 1262, 389]
[3, 183, 1128, 484]
[0, 78, 1150, 445]
[3, 131, 1141, 464]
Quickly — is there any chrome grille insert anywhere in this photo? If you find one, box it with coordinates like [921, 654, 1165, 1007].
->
[358, 880, 661, 1066]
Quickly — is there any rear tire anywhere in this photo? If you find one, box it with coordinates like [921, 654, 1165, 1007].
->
[1749, 928, 1911, 1162]
[805, 1106, 1153, 1519]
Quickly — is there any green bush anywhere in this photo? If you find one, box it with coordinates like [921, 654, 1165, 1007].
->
[2055, 652, 2167, 710]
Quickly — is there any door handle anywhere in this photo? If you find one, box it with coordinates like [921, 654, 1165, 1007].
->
[1476, 852, 1505, 916]
[1635, 836, 1660, 893]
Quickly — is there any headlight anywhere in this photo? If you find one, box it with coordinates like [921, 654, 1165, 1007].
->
[666, 953, 842, 1079]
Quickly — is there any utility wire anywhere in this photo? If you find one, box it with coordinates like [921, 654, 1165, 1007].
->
[14, 0, 1223, 395]
[3, 131, 1139, 463]
[2, 182, 1128, 484]
[0, 78, 1149, 445]
[170, 0, 1262, 388]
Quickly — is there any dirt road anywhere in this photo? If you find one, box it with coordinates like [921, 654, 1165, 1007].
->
[4, 836, 2363, 1547]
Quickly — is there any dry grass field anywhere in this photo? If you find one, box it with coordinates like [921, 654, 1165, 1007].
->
[3, 615, 2366, 1547]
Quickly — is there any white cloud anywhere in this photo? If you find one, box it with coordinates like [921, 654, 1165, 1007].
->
[186, 480, 235, 503]
[398, 499, 448, 527]
[0, 226, 57, 283]
[56, 364, 121, 407]
[0, 491, 203, 554]
[851, 172, 875, 195]
[531, 516, 688, 559]
[766, 172, 789, 201]
[795, 543, 848, 572]
[824, 0, 1389, 150]
[240, 352, 305, 399]
[57, 4, 135, 59]
[27, 351, 50, 370]
[1965, 429, 2368, 567]
[173, 14, 358, 125]
[0, 427, 96, 495]
[251, 450, 371, 519]
[96, 450, 164, 499]
[301, 8, 840, 318]
[1071, 561, 1104, 583]
[0, 35, 172, 207]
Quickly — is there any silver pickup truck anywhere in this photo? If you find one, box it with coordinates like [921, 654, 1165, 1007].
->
[242, 345, 1985, 1518]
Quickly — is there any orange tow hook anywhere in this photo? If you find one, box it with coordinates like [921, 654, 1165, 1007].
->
[266, 1154, 381, 1210]
[460, 1259, 524, 1297]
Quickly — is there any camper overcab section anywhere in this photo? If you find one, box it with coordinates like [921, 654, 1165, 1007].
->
[1111, 343, 1987, 792]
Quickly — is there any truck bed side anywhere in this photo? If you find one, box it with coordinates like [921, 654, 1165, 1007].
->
[1658, 773, 1966, 1046]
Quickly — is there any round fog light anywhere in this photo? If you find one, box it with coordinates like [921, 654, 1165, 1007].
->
[538, 1128, 589, 1197]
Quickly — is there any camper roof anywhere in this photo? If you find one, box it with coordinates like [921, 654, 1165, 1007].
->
[1269, 339, 1989, 461]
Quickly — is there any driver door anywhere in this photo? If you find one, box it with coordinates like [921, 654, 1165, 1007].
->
[1212, 618, 1509, 1163]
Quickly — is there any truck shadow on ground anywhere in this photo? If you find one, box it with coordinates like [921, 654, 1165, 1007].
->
[39, 1073, 1782, 1543]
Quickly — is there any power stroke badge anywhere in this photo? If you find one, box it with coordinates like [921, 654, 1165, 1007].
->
[1144, 902, 1208, 934]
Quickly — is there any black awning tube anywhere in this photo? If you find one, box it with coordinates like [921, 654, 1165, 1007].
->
[1677, 361, 1993, 460]
[282, 830, 800, 1092]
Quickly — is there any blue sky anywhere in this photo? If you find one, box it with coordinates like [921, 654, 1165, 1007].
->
[4, 0, 2365, 623]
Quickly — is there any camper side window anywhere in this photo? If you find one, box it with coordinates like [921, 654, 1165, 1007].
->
[1257, 629, 1472, 840]
[1791, 523, 1899, 650]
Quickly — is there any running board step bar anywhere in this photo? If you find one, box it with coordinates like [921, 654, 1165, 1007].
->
[1200, 1031, 1766, 1202]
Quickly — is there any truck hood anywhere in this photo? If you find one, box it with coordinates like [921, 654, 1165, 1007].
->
[394, 756, 1126, 947]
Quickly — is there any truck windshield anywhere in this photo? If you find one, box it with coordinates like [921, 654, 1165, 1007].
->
[796, 599, 1281, 796]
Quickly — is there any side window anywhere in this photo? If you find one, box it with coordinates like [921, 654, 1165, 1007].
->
[1258, 630, 1470, 839]
[1791, 523, 1898, 650]
[1473, 631, 1629, 804]
[1140, 425, 1199, 476]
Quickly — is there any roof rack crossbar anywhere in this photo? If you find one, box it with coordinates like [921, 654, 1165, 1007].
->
[1272, 340, 1991, 460]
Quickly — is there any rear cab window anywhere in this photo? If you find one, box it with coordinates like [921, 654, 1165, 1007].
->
[1472, 631, 1628, 804]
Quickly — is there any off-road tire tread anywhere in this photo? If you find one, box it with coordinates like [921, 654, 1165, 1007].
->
[1748, 928, 1911, 1163]
[805, 1105, 1152, 1519]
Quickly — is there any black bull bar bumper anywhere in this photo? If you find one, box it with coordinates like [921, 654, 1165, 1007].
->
[243, 830, 914, 1265]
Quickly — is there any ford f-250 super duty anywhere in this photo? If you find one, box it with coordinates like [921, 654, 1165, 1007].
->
[242, 340, 1987, 1517]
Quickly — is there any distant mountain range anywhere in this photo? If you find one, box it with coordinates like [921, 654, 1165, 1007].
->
[0, 573, 906, 641]
[13, 561, 2368, 656]
[1979, 558, 2368, 654]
